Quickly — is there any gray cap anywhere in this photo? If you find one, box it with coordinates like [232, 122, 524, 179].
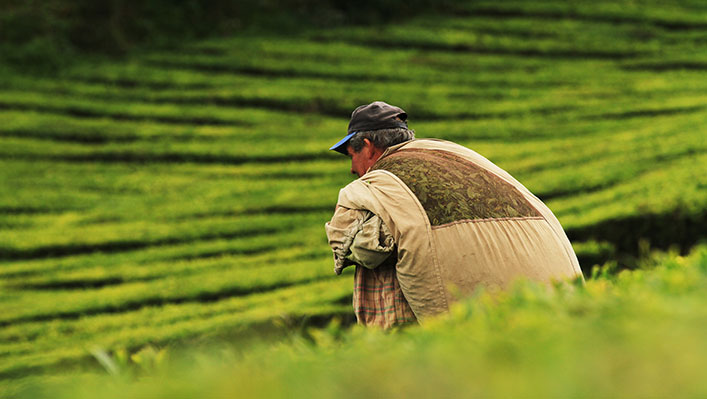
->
[348, 101, 408, 134]
[330, 101, 408, 155]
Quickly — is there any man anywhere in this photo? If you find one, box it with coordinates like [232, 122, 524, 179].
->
[325, 101, 583, 329]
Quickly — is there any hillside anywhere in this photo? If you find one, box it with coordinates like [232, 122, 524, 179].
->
[1, 0, 706, 395]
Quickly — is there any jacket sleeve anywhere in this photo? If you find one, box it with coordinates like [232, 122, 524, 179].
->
[325, 206, 395, 275]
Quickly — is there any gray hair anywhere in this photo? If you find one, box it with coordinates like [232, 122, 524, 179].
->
[348, 128, 415, 152]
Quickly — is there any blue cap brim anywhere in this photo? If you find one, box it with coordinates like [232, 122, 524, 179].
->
[329, 132, 357, 155]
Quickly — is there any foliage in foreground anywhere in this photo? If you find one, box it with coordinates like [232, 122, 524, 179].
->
[19, 245, 707, 399]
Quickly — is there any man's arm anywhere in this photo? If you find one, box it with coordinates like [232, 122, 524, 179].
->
[325, 206, 395, 275]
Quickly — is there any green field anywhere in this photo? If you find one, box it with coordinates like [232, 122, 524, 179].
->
[2, 0, 707, 396]
[26, 245, 707, 398]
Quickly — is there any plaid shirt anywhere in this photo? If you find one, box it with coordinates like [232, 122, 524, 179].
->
[353, 253, 417, 328]
[325, 206, 417, 329]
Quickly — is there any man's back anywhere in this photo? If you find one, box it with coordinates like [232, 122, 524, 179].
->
[335, 139, 582, 320]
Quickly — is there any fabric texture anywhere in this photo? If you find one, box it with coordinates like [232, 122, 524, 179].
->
[325, 206, 416, 327]
[330, 139, 583, 323]
[373, 148, 541, 225]
[354, 258, 417, 329]
[325, 207, 396, 275]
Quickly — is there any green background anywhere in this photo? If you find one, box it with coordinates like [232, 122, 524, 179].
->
[1, 0, 706, 396]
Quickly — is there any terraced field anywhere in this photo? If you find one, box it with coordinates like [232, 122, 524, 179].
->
[2, 0, 706, 394]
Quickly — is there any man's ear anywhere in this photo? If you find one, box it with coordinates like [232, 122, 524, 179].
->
[363, 138, 376, 159]
[363, 138, 384, 161]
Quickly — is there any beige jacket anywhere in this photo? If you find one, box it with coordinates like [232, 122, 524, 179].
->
[329, 139, 583, 322]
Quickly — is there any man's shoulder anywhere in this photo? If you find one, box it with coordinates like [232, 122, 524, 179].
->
[383, 138, 489, 166]
[404, 138, 473, 153]
[338, 168, 418, 210]
[385, 138, 457, 153]
[340, 169, 401, 195]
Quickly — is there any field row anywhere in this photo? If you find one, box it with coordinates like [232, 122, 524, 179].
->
[2, 68, 706, 124]
[2, 111, 704, 226]
[0, 277, 353, 379]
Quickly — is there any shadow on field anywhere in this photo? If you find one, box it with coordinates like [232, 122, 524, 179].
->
[0, 151, 339, 166]
[145, 60, 399, 84]
[329, 37, 644, 59]
[582, 105, 706, 120]
[0, 205, 333, 262]
[568, 211, 707, 272]
[0, 128, 141, 144]
[0, 101, 250, 126]
[0, 276, 340, 329]
[459, 6, 707, 31]
[0, 205, 68, 215]
[0, 227, 282, 261]
[71, 76, 215, 90]
[621, 61, 707, 72]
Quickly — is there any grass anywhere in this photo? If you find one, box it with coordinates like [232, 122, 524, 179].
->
[11, 245, 707, 399]
[1, 0, 706, 394]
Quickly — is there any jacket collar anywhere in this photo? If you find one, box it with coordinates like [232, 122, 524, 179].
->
[366, 139, 415, 174]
